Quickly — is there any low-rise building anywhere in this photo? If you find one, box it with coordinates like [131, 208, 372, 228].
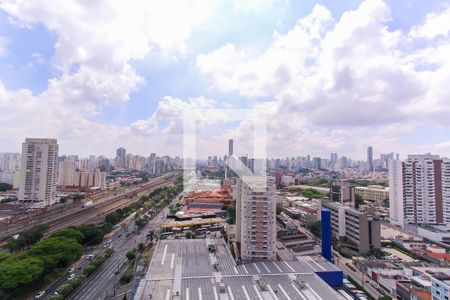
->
[431, 272, 450, 300]
[355, 185, 389, 206]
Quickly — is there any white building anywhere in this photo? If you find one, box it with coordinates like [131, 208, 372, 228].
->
[58, 160, 77, 186]
[389, 154, 450, 227]
[431, 272, 450, 300]
[236, 176, 276, 261]
[18, 138, 59, 206]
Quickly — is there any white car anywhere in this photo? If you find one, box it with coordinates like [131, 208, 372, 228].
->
[34, 291, 45, 299]
[69, 267, 75, 273]
[68, 273, 76, 280]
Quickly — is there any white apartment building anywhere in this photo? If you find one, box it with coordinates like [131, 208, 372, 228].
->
[389, 154, 450, 227]
[58, 160, 77, 186]
[18, 138, 59, 206]
[237, 176, 276, 261]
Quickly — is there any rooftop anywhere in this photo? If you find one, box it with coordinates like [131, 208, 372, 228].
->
[135, 238, 342, 300]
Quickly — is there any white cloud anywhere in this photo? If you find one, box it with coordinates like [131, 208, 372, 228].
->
[409, 5, 450, 39]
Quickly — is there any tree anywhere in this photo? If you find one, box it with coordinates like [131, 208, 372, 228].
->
[0, 183, 13, 191]
[276, 203, 284, 215]
[126, 250, 136, 261]
[137, 243, 145, 253]
[301, 188, 324, 199]
[77, 224, 105, 245]
[0, 257, 44, 290]
[51, 227, 84, 244]
[355, 194, 364, 208]
[105, 212, 119, 225]
[27, 237, 83, 270]
[226, 204, 236, 224]
[307, 221, 321, 237]
[57, 283, 74, 297]
[146, 230, 155, 244]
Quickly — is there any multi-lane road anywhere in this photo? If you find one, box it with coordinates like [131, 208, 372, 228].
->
[67, 193, 177, 300]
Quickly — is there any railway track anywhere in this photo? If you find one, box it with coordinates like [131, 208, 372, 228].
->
[0, 172, 179, 242]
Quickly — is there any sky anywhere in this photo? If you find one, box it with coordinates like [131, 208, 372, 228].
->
[0, 0, 450, 160]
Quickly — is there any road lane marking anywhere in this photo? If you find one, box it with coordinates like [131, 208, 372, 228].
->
[165, 289, 171, 300]
[170, 253, 175, 269]
[186, 288, 189, 300]
[161, 245, 168, 265]
[262, 262, 271, 273]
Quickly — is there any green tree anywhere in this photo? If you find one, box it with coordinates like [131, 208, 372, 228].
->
[105, 212, 119, 224]
[27, 237, 83, 270]
[355, 193, 364, 208]
[307, 220, 321, 237]
[0, 257, 44, 290]
[276, 203, 284, 215]
[226, 204, 236, 224]
[57, 283, 74, 297]
[0, 183, 13, 191]
[51, 227, 84, 243]
[126, 250, 136, 261]
[137, 243, 145, 253]
[77, 224, 105, 245]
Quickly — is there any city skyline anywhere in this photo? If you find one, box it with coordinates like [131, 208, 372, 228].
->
[1, 0, 450, 158]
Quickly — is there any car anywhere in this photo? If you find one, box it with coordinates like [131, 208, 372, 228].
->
[68, 273, 76, 280]
[54, 291, 59, 296]
[86, 254, 95, 260]
[34, 291, 45, 299]
[69, 267, 75, 273]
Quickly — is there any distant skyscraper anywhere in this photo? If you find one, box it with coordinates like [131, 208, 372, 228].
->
[389, 154, 450, 227]
[228, 139, 233, 157]
[367, 146, 374, 172]
[115, 147, 126, 168]
[330, 153, 338, 164]
[236, 176, 276, 261]
[18, 138, 59, 206]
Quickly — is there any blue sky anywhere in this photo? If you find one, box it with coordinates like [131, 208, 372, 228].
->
[0, 0, 450, 159]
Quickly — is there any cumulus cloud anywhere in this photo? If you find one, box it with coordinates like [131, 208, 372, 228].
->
[409, 5, 450, 39]
[195, 0, 450, 157]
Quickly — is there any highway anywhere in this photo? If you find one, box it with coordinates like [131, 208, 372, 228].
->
[66, 191, 178, 300]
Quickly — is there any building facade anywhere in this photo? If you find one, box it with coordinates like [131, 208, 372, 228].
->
[58, 160, 77, 186]
[18, 138, 59, 206]
[322, 200, 381, 254]
[355, 185, 389, 206]
[389, 154, 450, 227]
[237, 176, 276, 261]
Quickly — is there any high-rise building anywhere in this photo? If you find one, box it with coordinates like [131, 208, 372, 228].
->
[236, 176, 276, 261]
[228, 139, 233, 157]
[115, 147, 126, 168]
[367, 146, 374, 172]
[389, 154, 450, 227]
[58, 160, 76, 186]
[18, 138, 59, 206]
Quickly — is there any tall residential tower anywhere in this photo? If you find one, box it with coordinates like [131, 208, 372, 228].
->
[236, 176, 276, 261]
[389, 154, 450, 227]
[18, 138, 59, 206]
